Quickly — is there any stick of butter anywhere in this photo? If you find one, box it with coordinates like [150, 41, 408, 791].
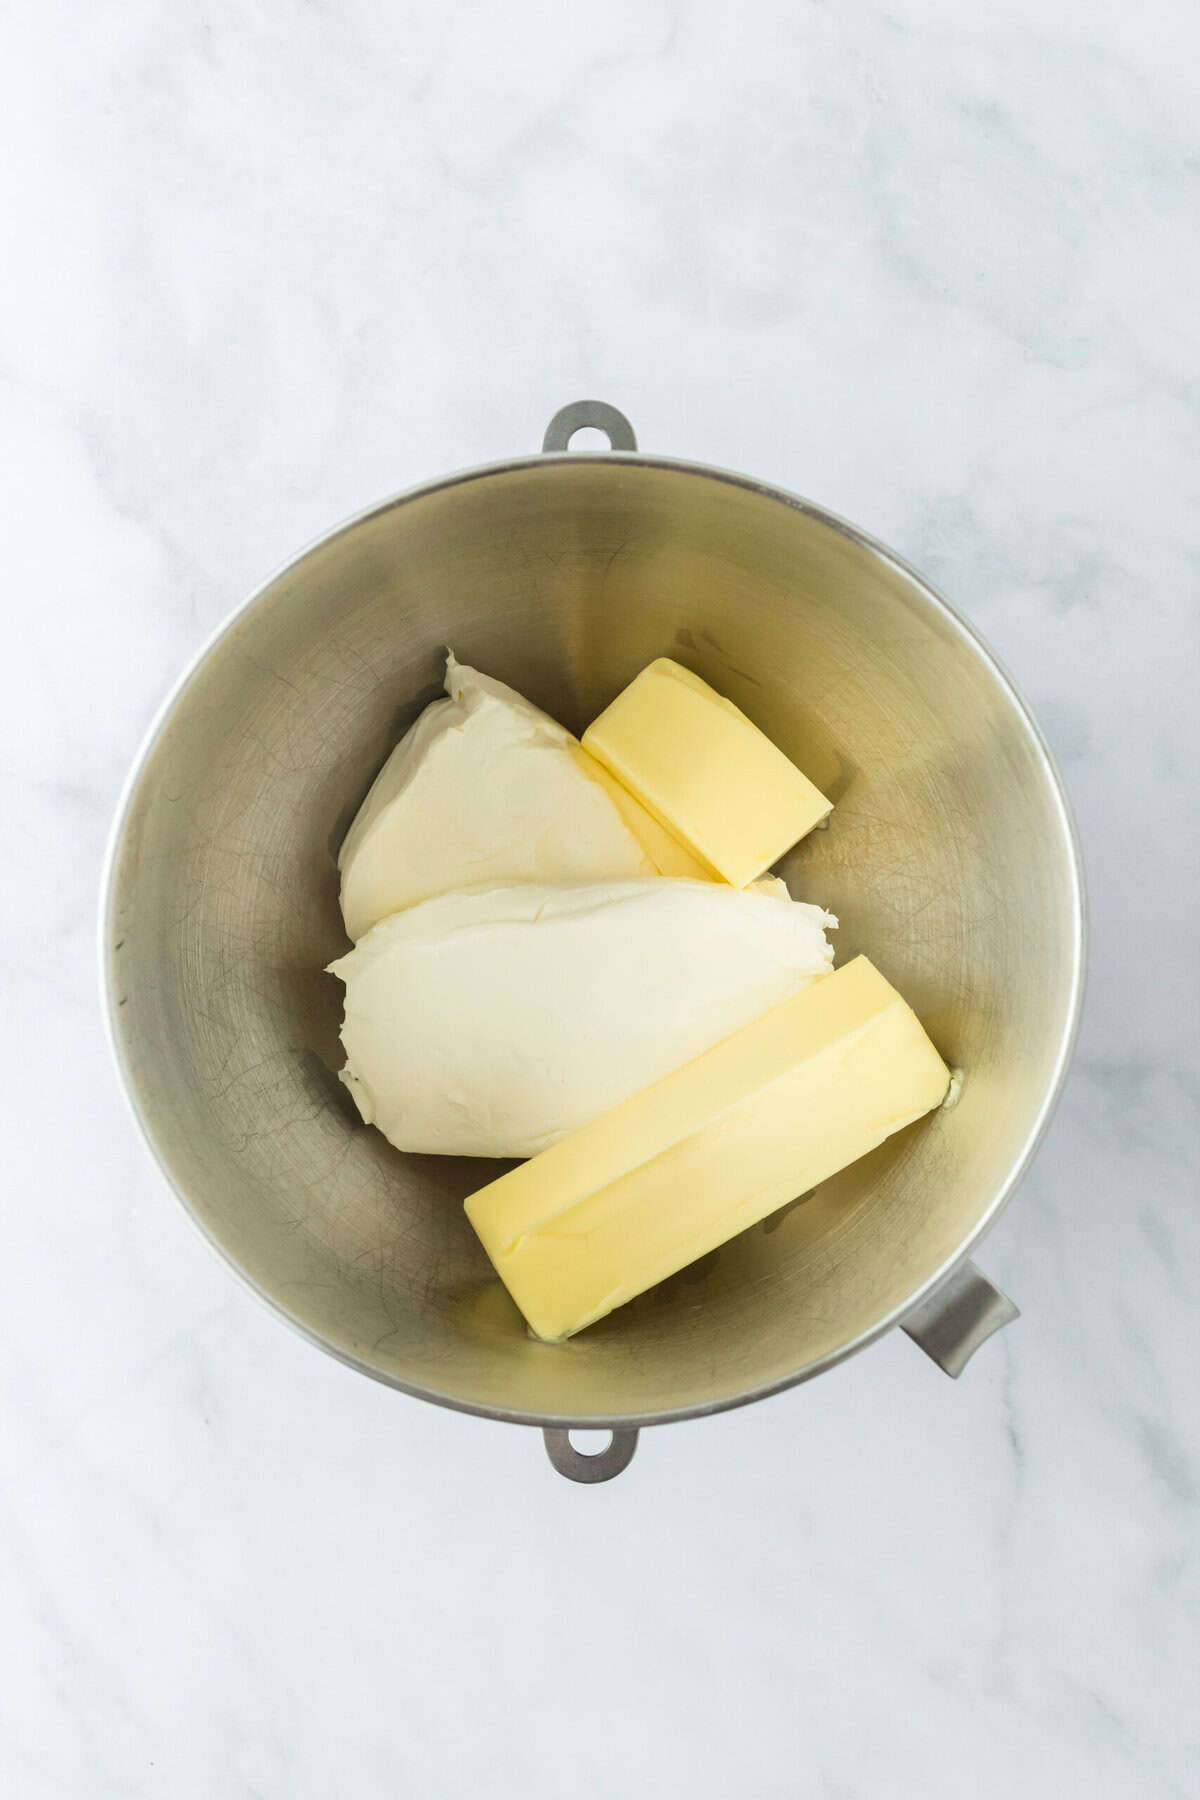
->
[582, 658, 833, 888]
[465, 956, 949, 1341]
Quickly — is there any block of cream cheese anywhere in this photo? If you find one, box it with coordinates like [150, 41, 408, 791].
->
[337, 653, 711, 939]
[328, 879, 835, 1158]
[465, 955, 950, 1341]
[582, 658, 833, 888]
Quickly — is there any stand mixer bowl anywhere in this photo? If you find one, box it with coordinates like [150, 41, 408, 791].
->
[103, 401, 1084, 1481]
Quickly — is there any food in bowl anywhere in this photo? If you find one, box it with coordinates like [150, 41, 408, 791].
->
[327, 651, 950, 1340]
[337, 654, 712, 939]
[330, 879, 835, 1157]
[583, 656, 833, 886]
[466, 956, 949, 1342]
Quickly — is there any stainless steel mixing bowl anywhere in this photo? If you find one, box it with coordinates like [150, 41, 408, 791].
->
[103, 401, 1085, 1482]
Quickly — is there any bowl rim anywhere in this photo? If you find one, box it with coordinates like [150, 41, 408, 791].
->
[99, 447, 1088, 1431]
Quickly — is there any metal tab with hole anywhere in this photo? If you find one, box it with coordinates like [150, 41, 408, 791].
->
[543, 1428, 640, 1483]
[542, 399, 638, 454]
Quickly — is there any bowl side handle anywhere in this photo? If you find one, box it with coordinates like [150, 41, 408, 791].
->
[902, 1261, 1019, 1377]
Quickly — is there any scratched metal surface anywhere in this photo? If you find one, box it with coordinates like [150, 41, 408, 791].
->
[104, 454, 1082, 1425]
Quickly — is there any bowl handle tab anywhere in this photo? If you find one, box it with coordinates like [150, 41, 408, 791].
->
[902, 1261, 1019, 1378]
[542, 400, 638, 454]
[542, 1427, 640, 1483]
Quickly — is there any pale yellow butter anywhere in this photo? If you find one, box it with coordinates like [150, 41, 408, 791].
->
[465, 956, 949, 1341]
[582, 658, 833, 888]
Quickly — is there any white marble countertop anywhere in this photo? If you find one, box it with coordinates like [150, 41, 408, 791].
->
[4, 2, 1198, 1794]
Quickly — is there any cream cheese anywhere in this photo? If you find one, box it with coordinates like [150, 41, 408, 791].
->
[328, 879, 836, 1158]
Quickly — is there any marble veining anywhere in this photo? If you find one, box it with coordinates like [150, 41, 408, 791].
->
[2, 1, 1197, 1794]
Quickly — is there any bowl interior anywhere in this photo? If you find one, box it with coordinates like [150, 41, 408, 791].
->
[107, 458, 1081, 1424]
